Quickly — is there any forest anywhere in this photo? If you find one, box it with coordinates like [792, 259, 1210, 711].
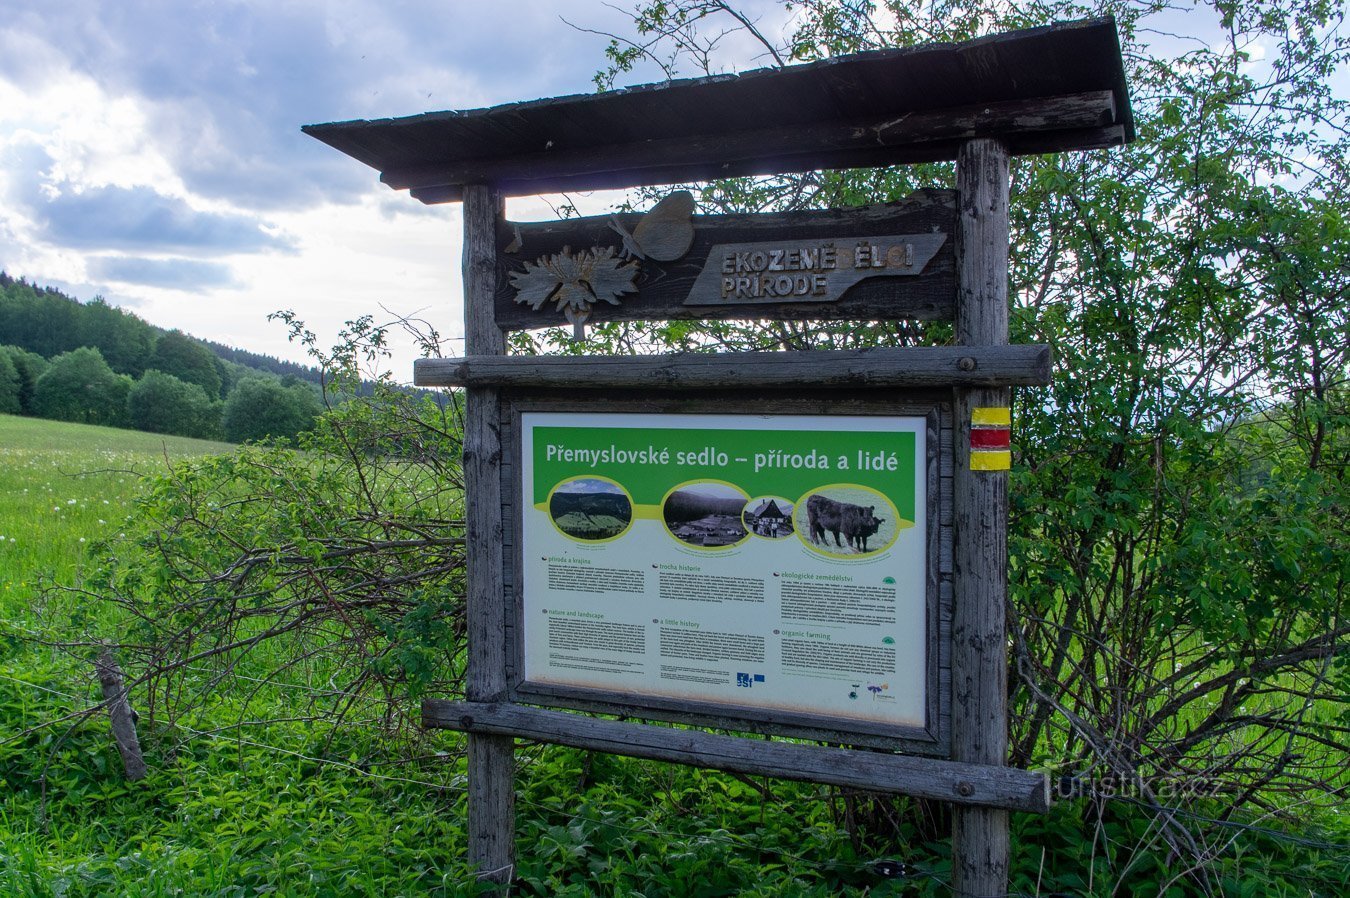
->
[1, 0, 1347, 895]
[0, 273, 324, 443]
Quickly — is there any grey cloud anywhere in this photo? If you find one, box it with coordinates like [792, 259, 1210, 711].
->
[89, 256, 239, 290]
[28, 183, 294, 255]
[0, 1, 631, 211]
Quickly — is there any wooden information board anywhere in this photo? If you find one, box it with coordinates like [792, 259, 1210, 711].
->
[504, 398, 948, 754]
[308, 18, 1133, 897]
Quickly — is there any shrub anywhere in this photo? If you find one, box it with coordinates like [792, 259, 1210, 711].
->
[31, 346, 131, 427]
[221, 376, 322, 444]
[126, 369, 222, 439]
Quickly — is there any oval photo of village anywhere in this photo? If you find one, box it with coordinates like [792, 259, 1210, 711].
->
[662, 481, 749, 549]
[547, 477, 634, 542]
[794, 485, 901, 558]
[743, 496, 795, 540]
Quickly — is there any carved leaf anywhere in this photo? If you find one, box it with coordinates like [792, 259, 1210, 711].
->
[552, 280, 594, 313]
[583, 246, 639, 306]
[509, 261, 562, 310]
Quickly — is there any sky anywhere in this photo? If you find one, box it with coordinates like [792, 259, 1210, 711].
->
[0, 0, 792, 378]
[3, 2, 1339, 382]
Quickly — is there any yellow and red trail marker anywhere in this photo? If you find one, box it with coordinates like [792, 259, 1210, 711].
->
[970, 407, 1011, 471]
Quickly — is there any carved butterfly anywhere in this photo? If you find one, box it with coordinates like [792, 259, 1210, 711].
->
[608, 190, 696, 262]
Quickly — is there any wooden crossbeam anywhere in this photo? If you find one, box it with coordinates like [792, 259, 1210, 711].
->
[413, 345, 1052, 391]
[425, 700, 1049, 813]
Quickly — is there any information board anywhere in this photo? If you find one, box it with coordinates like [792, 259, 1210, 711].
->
[518, 411, 929, 730]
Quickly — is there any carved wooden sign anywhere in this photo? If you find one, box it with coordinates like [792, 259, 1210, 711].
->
[494, 189, 956, 330]
[689, 233, 946, 306]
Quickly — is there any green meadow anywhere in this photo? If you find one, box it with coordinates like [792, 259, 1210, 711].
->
[0, 416, 234, 606]
[0, 416, 864, 897]
[0, 417, 477, 896]
[1, 414, 1344, 897]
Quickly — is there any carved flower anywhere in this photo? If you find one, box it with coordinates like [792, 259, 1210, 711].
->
[509, 246, 639, 322]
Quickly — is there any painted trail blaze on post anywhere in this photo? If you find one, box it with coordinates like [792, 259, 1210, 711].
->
[970, 407, 1011, 471]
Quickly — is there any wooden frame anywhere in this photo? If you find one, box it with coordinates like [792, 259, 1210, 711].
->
[495, 391, 952, 755]
[426, 147, 1027, 892]
[426, 144, 1030, 894]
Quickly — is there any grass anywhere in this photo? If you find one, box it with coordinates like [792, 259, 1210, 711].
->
[2, 414, 1345, 896]
[0, 414, 239, 711]
[0, 416, 871, 897]
[0, 415, 490, 896]
[0, 414, 235, 603]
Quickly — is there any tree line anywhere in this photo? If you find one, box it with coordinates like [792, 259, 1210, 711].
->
[0, 273, 323, 443]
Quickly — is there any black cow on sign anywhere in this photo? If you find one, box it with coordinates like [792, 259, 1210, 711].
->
[806, 494, 885, 553]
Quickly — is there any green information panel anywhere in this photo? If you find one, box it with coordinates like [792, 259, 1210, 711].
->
[520, 411, 929, 729]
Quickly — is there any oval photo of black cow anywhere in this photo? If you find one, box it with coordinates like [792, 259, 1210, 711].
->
[794, 485, 900, 558]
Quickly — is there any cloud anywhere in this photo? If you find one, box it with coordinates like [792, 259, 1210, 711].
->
[89, 256, 239, 290]
[0, 1, 639, 212]
[25, 183, 294, 255]
[1, 122, 292, 261]
[561, 478, 625, 495]
[0, 0, 797, 376]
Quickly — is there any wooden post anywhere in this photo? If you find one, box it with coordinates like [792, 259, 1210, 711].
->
[952, 138, 1011, 896]
[461, 184, 515, 887]
[95, 649, 147, 781]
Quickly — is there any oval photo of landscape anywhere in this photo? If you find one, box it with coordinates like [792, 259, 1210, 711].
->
[662, 480, 750, 550]
[794, 484, 900, 558]
[547, 477, 634, 543]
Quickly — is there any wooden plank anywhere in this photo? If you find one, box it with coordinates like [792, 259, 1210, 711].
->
[414, 346, 1052, 390]
[1012, 123, 1125, 155]
[493, 191, 956, 329]
[406, 120, 1124, 204]
[499, 391, 952, 417]
[96, 650, 147, 781]
[952, 139, 1012, 896]
[923, 407, 944, 748]
[383, 92, 1116, 192]
[936, 403, 955, 749]
[508, 682, 943, 754]
[460, 184, 515, 888]
[424, 701, 1048, 813]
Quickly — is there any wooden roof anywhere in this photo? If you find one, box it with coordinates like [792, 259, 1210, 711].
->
[304, 17, 1132, 204]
